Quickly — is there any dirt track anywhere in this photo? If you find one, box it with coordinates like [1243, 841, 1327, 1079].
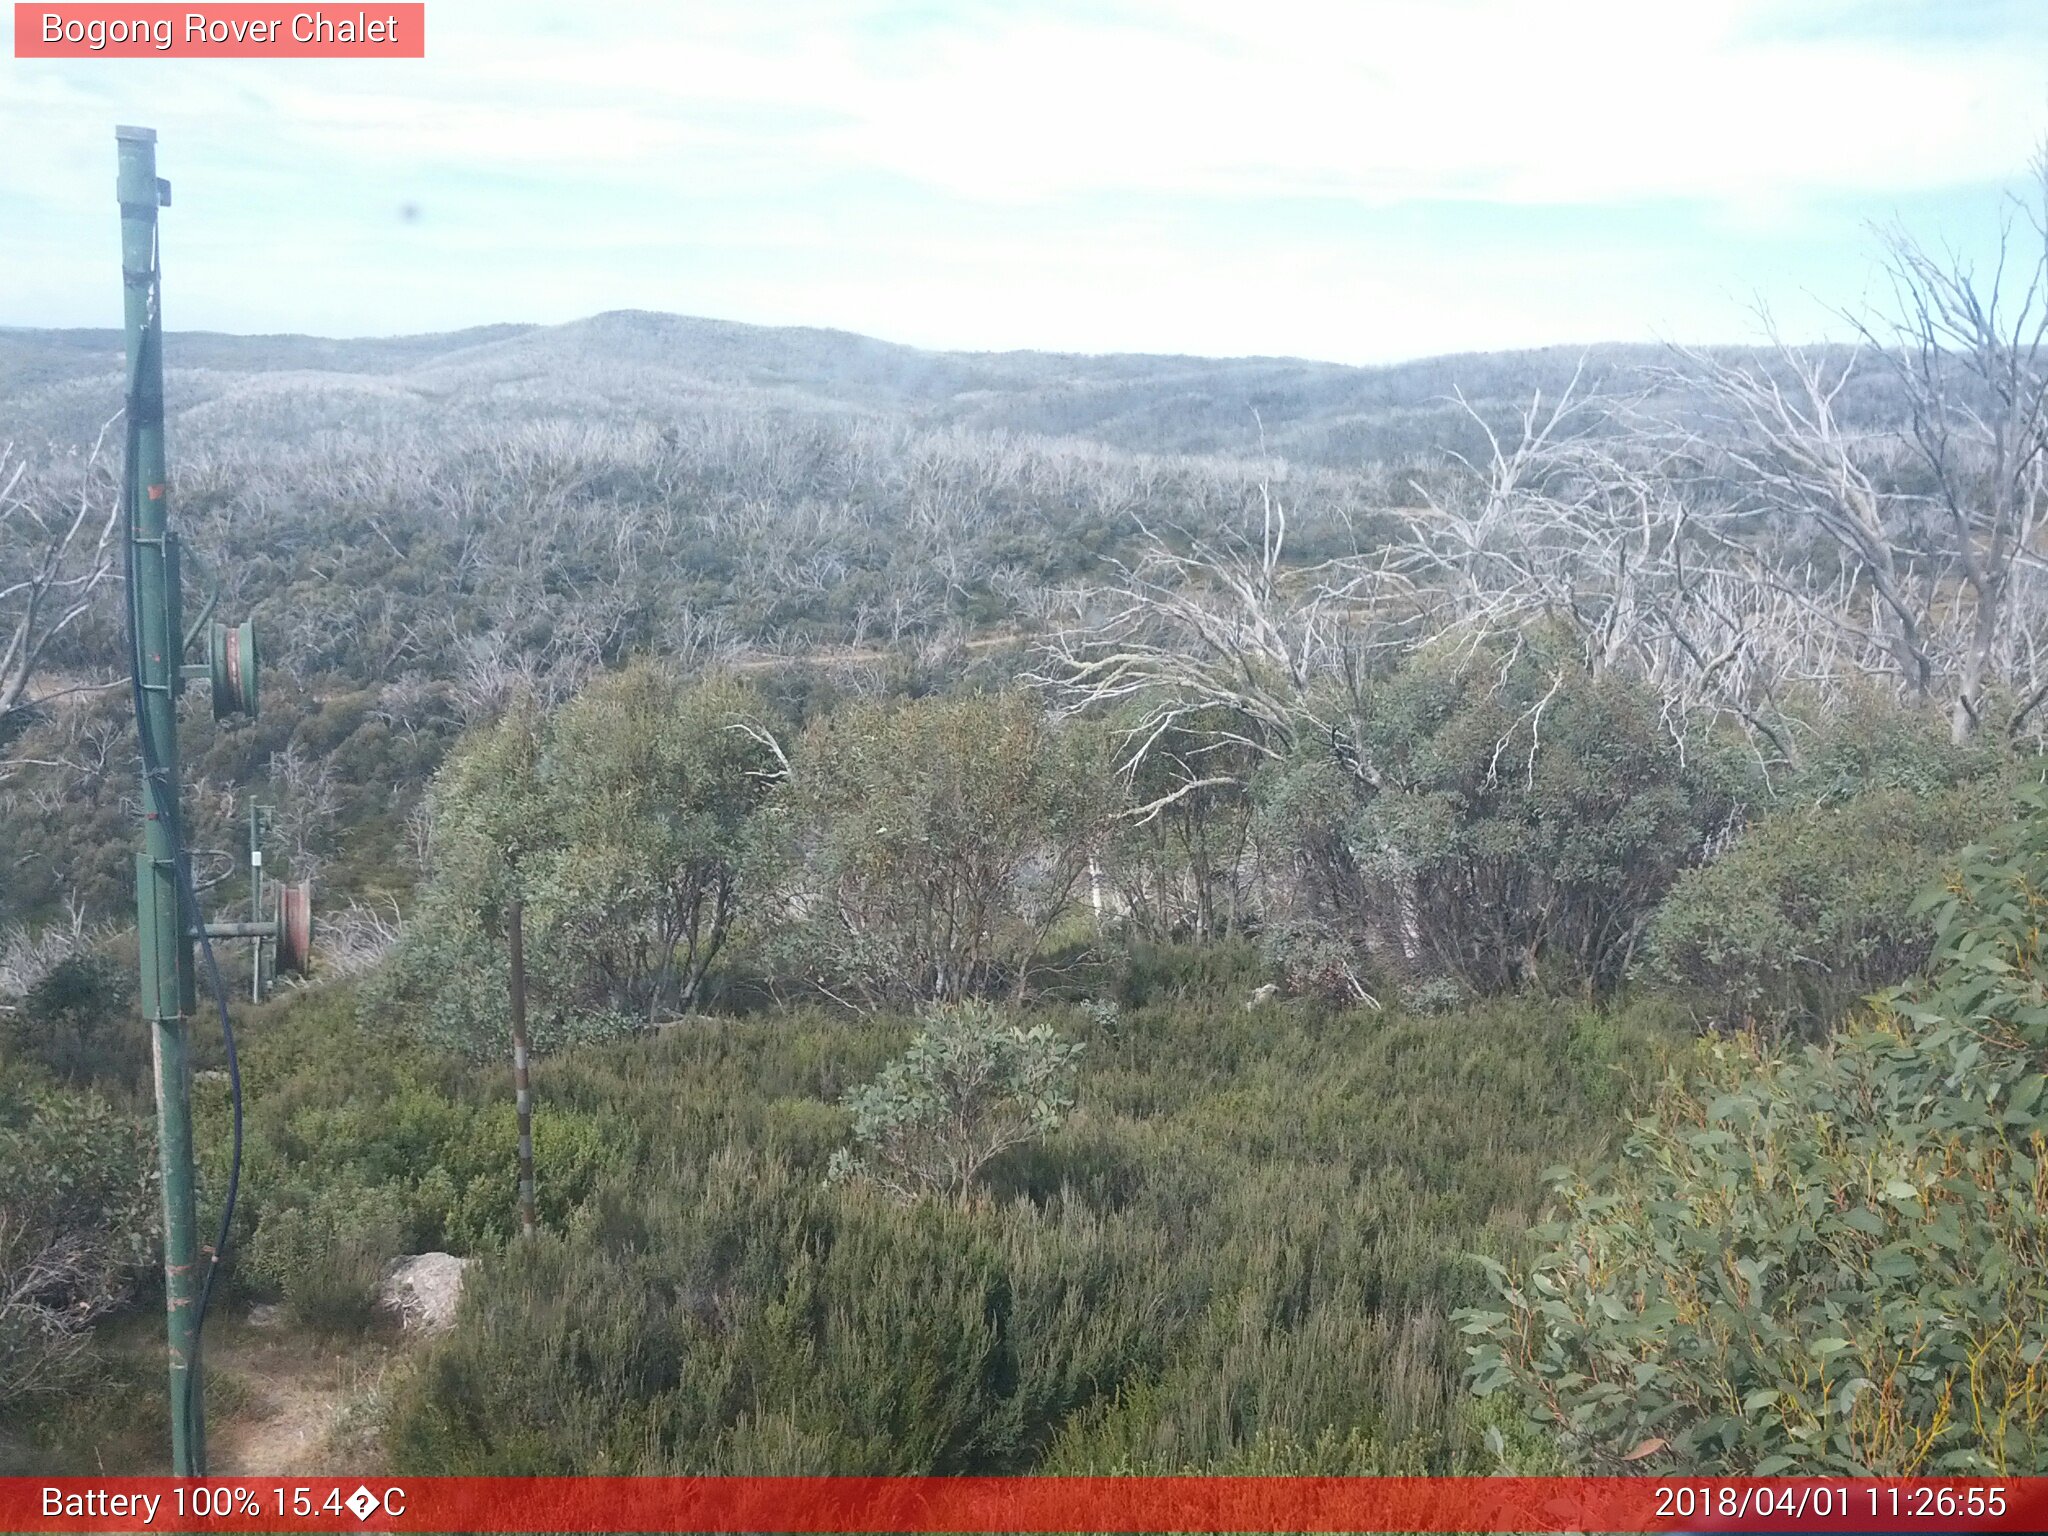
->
[207, 1318, 400, 1475]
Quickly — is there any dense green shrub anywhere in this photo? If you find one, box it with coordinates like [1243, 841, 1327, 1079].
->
[1107, 937, 1267, 1008]
[1370, 651, 1739, 992]
[242, 1177, 405, 1334]
[2, 952, 144, 1095]
[1776, 695, 2015, 808]
[0, 1062, 157, 1408]
[828, 1002, 1082, 1201]
[754, 693, 1110, 1008]
[532, 667, 779, 1020]
[1462, 784, 2048, 1474]
[1257, 644, 1740, 997]
[387, 989, 1670, 1474]
[368, 667, 778, 1056]
[1642, 778, 2009, 1033]
[194, 986, 628, 1316]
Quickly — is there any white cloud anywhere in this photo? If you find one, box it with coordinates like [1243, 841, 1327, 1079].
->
[2, 0, 2042, 351]
[13, 1, 2037, 204]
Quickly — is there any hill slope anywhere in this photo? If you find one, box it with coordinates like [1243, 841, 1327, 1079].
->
[0, 311, 1672, 466]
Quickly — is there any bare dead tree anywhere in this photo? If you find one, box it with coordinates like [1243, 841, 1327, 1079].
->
[1654, 157, 2048, 746]
[0, 901, 110, 1010]
[1670, 334, 1942, 719]
[1858, 152, 2048, 742]
[448, 626, 559, 725]
[0, 432, 123, 757]
[1399, 373, 1817, 764]
[266, 744, 340, 884]
[1029, 479, 1417, 817]
[403, 794, 436, 875]
[311, 897, 405, 979]
[0, 1217, 113, 1402]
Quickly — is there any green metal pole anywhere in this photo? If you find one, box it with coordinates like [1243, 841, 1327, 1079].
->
[117, 123, 206, 1477]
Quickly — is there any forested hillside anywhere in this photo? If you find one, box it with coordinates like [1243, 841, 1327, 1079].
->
[7, 179, 2048, 1478]
[1, 314, 1662, 464]
[0, 314, 1629, 932]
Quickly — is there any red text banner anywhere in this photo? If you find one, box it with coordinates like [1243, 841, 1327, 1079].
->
[2, 1476, 2044, 1533]
[13, 5, 425, 58]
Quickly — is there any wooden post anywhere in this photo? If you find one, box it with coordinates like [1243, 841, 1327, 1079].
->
[508, 893, 537, 1241]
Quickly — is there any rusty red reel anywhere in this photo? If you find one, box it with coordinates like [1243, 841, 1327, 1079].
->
[276, 879, 313, 975]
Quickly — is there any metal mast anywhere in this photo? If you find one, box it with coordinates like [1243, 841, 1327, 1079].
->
[116, 122, 206, 1476]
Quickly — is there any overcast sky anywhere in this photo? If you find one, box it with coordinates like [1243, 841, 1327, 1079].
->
[5, 0, 2046, 362]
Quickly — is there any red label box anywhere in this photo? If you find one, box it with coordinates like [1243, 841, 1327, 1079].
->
[13, 3, 425, 57]
[3, 1477, 2047, 1534]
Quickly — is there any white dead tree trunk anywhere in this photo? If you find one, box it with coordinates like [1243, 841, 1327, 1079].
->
[1667, 155, 2048, 745]
[1399, 373, 1814, 764]
[1671, 336, 1942, 717]
[1027, 480, 1415, 810]
[1862, 158, 2048, 743]
[0, 432, 123, 758]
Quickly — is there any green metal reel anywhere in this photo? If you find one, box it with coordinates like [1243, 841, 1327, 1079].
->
[208, 619, 258, 718]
